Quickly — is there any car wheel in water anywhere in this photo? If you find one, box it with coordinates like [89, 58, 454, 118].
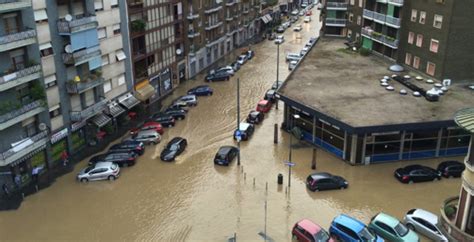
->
[208, 92, 212, 96]
[448, 175, 453, 179]
[433, 177, 440, 182]
[108, 176, 116, 181]
[406, 223, 415, 231]
[81, 178, 88, 183]
[408, 180, 414, 184]
[123, 163, 128, 167]
[168, 124, 173, 128]
[178, 117, 183, 120]
[153, 141, 158, 145]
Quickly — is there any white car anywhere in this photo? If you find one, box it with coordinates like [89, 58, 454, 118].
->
[299, 11, 305, 16]
[237, 55, 247, 65]
[291, 10, 299, 15]
[288, 60, 298, 71]
[403, 208, 448, 242]
[300, 46, 310, 56]
[286, 53, 302, 62]
[274, 35, 284, 44]
[216, 66, 235, 76]
[293, 25, 302, 32]
[304, 16, 311, 23]
[77, 162, 120, 182]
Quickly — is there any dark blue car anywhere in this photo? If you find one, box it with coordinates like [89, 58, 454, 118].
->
[329, 214, 384, 242]
[187, 85, 213, 96]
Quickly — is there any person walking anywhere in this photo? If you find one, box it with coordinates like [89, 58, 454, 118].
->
[31, 166, 40, 184]
[61, 151, 69, 166]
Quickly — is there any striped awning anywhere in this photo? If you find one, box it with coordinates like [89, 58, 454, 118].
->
[71, 120, 87, 132]
[9, 144, 47, 167]
[454, 107, 474, 133]
[106, 102, 126, 118]
[135, 83, 156, 102]
[90, 113, 112, 128]
[261, 14, 272, 24]
[118, 93, 140, 109]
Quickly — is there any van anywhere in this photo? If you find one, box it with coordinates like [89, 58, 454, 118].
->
[286, 53, 302, 62]
[132, 130, 161, 145]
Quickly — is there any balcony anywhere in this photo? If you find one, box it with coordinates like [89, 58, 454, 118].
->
[70, 99, 108, 122]
[0, 100, 46, 131]
[205, 21, 223, 31]
[205, 4, 223, 14]
[0, 130, 49, 167]
[361, 28, 399, 49]
[0, 65, 42, 92]
[62, 45, 101, 66]
[67, 76, 104, 94]
[388, 0, 404, 6]
[187, 12, 199, 20]
[226, 16, 234, 21]
[57, 15, 98, 35]
[440, 196, 474, 242]
[325, 18, 347, 27]
[385, 15, 401, 28]
[0, 29, 36, 52]
[226, 1, 236, 7]
[363, 9, 401, 28]
[187, 30, 200, 38]
[326, 2, 348, 10]
[0, 0, 31, 13]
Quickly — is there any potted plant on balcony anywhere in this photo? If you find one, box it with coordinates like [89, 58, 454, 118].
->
[30, 81, 46, 101]
[445, 204, 457, 220]
[131, 20, 146, 32]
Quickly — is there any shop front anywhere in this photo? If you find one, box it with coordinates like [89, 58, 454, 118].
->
[50, 128, 69, 167]
[70, 121, 87, 152]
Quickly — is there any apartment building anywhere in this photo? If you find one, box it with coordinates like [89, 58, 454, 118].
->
[184, 0, 261, 79]
[128, 0, 185, 113]
[0, 0, 50, 187]
[323, 0, 474, 83]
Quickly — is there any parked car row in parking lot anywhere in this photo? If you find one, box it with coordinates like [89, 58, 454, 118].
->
[287, 37, 318, 71]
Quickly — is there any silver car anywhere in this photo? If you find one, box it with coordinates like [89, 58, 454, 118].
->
[127, 130, 161, 145]
[77, 162, 120, 182]
[403, 208, 448, 241]
[176, 94, 198, 106]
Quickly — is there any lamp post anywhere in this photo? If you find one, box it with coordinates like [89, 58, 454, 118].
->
[237, 78, 241, 166]
[275, 41, 280, 110]
[288, 114, 300, 187]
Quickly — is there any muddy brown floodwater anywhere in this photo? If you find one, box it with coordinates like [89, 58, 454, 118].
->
[0, 10, 461, 241]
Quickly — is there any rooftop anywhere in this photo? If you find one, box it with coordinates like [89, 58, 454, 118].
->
[278, 38, 474, 128]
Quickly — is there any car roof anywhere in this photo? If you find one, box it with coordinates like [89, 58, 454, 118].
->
[334, 214, 365, 233]
[218, 146, 237, 154]
[411, 209, 438, 225]
[136, 129, 159, 135]
[250, 110, 261, 115]
[440, 160, 462, 166]
[95, 161, 113, 168]
[266, 89, 275, 94]
[374, 213, 400, 227]
[239, 122, 251, 130]
[297, 219, 322, 235]
[170, 137, 184, 143]
[310, 172, 332, 179]
[258, 100, 269, 105]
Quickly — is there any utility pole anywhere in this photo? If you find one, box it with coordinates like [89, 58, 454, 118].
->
[237, 78, 241, 166]
[275, 42, 280, 110]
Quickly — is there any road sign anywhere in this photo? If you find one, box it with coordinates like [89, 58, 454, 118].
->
[284, 161, 295, 167]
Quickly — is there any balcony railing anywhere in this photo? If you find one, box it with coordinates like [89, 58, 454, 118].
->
[187, 30, 200, 38]
[439, 196, 474, 242]
[226, 1, 236, 7]
[388, 0, 404, 6]
[0, 0, 31, 13]
[243, 8, 249, 14]
[187, 12, 199, 20]
[205, 21, 223, 31]
[57, 15, 98, 34]
[0, 100, 45, 130]
[226, 16, 234, 21]
[70, 99, 108, 122]
[0, 65, 42, 92]
[205, 4, 223, 14]
[326, 2, 348, 10]
[361, 28, 399, 48]
[67, 77, 104, 94]
[0, 130, 49, 166]
[385, 15, 401, 27]
[325, 18, 347, 26]
[62, 45, 101, 65]
[0, 29, 36, 52]
[363, 9, 400, 28]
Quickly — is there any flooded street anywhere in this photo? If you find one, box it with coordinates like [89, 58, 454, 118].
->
[0, 10, 462, 241]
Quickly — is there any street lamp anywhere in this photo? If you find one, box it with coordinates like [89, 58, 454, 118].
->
[236, 78, 241, 166]
[275, 40, 280, 110]
[288, 114, 300, 187]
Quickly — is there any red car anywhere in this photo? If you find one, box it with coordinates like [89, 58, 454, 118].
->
[256, 100, 272, 113]
[292, 219, 334, 242]
[306, 11, 312, 16]
[130, 121, 164, 135]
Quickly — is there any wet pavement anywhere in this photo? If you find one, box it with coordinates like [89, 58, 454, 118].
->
[0, 9, 462, 241]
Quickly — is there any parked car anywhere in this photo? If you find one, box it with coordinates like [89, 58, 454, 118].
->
[299, 11, 305, 16]
[165, 103, 189, 113]
[160, 137, 188, 162]
[264, 89, 276, 102]
[306, 172, 348, 191]
[246, 111, 264, 124]
[175, 94, 198, 106]
[276, 26, 285, 33]
[109, 142, 145, 156]
[289, 60, 298, 70]
[291, 10, 299, 16]
[369, 213, 419, 242]
[293, 24, 303, 32]
[237, 54, 248, 65]
[309, 37, 318, 45]
[77, 162, 120, 182]
[304, 16, 311, 23]
[130, 121, 164, 136]
[292, 219, 334, 242]
[275, 35, 285, 44]
[329, 214, 383, 242]
[394, 165, 442, 184]
[188, 85, 214, 96]
[231, 61, 241, 72]
[205, 71, 231, 82]
[286, 52, 302, 62]
[437, 160, 465, 178]
[301, 46, 310, 56]
[164, 109, 186, 121]
[214, 146, 239, 166]
[271, 81, 281, 90]
[306, 10, 312, 16]
[256, 99, 272, 113]
[89, 152, 138, 167]
[216, 66, 235, 76]
[151, 113, 176, 127]
[403, 208, 448, 241]
[234, 122, 255, 141]
[268, 33, 276, 40]
[244, 50, 255, 60]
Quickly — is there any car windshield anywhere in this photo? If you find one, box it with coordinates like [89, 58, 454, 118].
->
[394, 222, 409, 236]
[314, 230, 330, 242]
[359, 227, 376, 241]
[169, 144, 179, 151]
[84, 166, 95, 173]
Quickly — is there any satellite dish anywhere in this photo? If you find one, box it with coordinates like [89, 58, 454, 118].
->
[38, 123, 47, 131]
[176, 49, 182, 55]
[65, 14, 73, 22]
[65, 44, 72, 53]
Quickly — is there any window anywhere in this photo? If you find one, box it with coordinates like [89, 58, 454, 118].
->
[39, 42, 54, 57]
[419, 11, 426, 24]
[357, 16, 361, 25]
[98, 27, 106, 39]
[113, 24, 121, 35]
[349, 13, 354, 22]
[44, 75, 57, 88]
[117, 74, 125, 86]
[34, 9, 48, 23]
[405, 53, 412, 65]
[49, 105, 61, 118]
[104, 80, 112, 93]
[408, 32, 415, 44]
[413, 56, 420, 69]
[101, 55, 109, 66]
[426, 62, 436, 76]
[94, 0, 103, 11]
[430, 39, 439, 53]
[111, 0, 118, 8]
[416, 34, 423, 47]
[411, 9, 417, 22]
[433, 15, 443, 29]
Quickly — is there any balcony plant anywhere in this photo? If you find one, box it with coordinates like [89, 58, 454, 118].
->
[131, 20, 146, 32]
[0, 101, 21, 115]
[30, 81, 46, 100]
[445, 204, 457, 220]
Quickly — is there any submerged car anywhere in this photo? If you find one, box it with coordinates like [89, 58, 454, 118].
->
[329, 214, 383, 242]
[292, 219, 334, 242]
[89, 152, 138, 167]
[275, 35, 285, 44]
[293, 25, 303, 32]
[109, 142, 145, 156]
[187, 85, 213, 96]
[403, 208, 448, 242]
[237, 54, 248, 65]
[256, 99, 272, 113]
[130, 121, 164, 135]
[215, 66, 235, 76]
[175, 94, 198, 106]
[234, 122, 255, 141]
[394, 165, 442, 184]
[160, 137, 188, 161]
[246, 110, 264, 124]
[437, 160, 465, 178]
[369, 213, 419, 242]
[231, 61, 241, 72]
[306, 172, 348, 191]
[77, 162, 120, 182]
[150, 113, 176, 127]
[214, 146, 239, 166]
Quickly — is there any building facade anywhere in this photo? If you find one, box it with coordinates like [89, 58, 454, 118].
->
[184, 0, 261, 79]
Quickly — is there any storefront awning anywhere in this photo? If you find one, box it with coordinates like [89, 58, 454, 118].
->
[135, 83, 156, 102]
[51, 128, 68, 144]
[261, 14, 272, 24]
[9, 144, 47, 167]
[118, 93, 140, 110]
[90, 113, 111, 128]
[106, 102, 126, 118]
[71, 120, 87, 132]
